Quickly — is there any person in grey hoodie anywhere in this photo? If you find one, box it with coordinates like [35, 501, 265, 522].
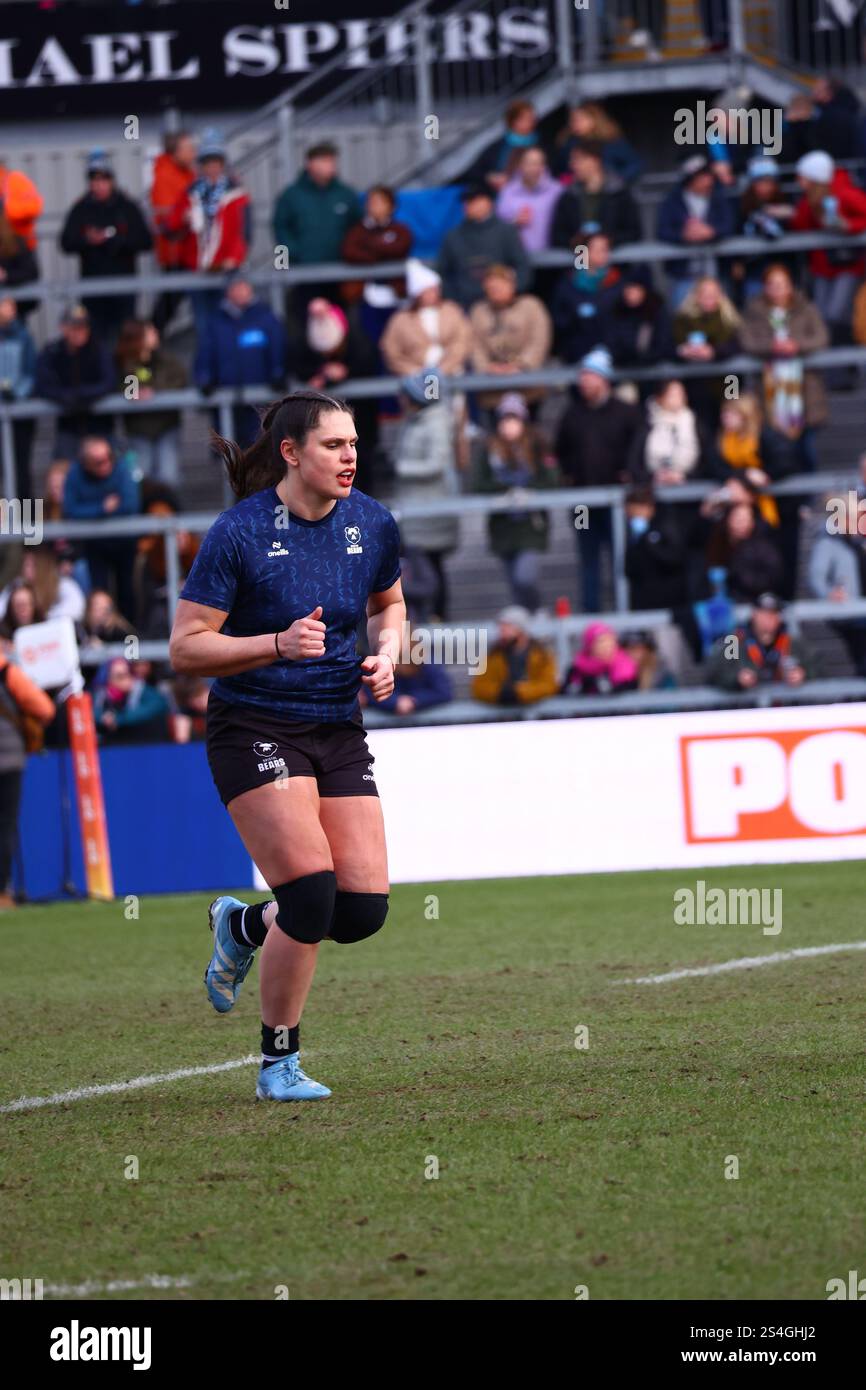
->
[391, 368, 460, 620]
[808, 492, 866, 674]
[437, 184, 532, 309]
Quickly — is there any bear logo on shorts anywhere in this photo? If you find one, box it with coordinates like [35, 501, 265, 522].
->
[253, 740, 278, 757]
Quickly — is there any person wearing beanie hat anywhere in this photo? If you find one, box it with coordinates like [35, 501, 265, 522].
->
[578, 345, 614, 380]
[168, 131, 251, 342]
[470, 390, 561, 611]
[393, 365, 460, 619]
[790, 145, 866, 379]
[497, 604, 531, 630]
[562, 622, 638, 696]
[735, 156, 795, 297]
[795, 150, 835, 185]
[306, 298, 350, 357]
[437, 180, 531, 308]
[292, 298, 379, 492]
[496, 391, 529, 420]
[198, 128, 227, 164]
[471, 604, 558, 706]
[708, 588, 813, 692]
[86, 148, 114, 179]
[555, 342, 642, 610]
[380, 261, 472, 379]
[655, 153, 735, 308]
[0, 155, 42, 254]
[747, 156, 780, 183]
[405, 258, 442, 302]
[59, 148, 152, 342]
[400, 367, 443, 407]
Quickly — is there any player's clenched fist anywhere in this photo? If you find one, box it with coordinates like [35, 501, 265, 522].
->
[360, 652, 395, 701]
[276, 606, 326, 660]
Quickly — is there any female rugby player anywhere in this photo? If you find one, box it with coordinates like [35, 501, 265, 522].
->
[170, 390, 405, 1102]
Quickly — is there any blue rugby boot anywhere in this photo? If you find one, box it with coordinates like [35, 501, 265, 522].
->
[256, 1054, 332, 1102]
[205, 896, 256, 1013]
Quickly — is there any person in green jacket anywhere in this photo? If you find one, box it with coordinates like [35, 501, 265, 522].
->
[469, 392, 561, 612]
[273, 142, 362, 321]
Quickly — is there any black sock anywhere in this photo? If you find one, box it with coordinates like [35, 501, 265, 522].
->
[229, 901, 269, 949]
[261, 1022, 300, 1068]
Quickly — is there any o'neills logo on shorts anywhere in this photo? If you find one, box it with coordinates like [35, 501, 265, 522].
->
[253, 739, 286, 773]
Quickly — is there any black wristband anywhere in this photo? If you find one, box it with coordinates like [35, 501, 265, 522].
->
[275, 631, 282, 660]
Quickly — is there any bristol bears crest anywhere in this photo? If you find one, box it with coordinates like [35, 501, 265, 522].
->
[345, 525, 363, 554]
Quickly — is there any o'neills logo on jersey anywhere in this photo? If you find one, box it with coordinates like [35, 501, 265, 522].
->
[345, 525, 363, 554]
[268, 539, 289, 558]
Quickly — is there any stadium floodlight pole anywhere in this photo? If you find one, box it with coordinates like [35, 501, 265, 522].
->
[414, 2, 435, 174]
[0, 409, 15, 501]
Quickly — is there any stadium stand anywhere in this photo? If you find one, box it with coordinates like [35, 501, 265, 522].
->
[2, 0, 866, 743]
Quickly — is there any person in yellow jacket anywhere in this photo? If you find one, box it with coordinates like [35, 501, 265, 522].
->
[472, 605, 559, 706]
[0, 162, 43, 251]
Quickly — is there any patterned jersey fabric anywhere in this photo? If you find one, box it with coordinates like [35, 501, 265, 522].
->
[181, 486, 401, 720]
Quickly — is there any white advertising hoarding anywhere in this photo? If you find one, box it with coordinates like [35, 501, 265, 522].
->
[253, 704, 866, 886]
[369, 703, 866, 882]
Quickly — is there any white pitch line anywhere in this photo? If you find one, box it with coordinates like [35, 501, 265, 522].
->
[44, 1274, 194, 1297]
[623, 940, 866, 985]
[0, 1055, 258, 1114]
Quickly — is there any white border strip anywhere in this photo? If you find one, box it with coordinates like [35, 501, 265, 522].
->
[0, 1055, 258, 1114]
[623, 941, 866, 985]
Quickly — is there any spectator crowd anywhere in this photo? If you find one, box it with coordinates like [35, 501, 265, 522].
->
[2, 80, 866, 744]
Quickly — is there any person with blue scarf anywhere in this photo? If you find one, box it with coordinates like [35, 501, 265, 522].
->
[550, 230, 621, 363]
[468, 99, 540, 194]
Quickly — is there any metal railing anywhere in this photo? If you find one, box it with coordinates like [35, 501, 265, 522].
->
[4, 469, 862, 636]
[360, 678, 866, 726]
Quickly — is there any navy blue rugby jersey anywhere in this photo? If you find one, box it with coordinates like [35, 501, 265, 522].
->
[180, 485, 401, 721]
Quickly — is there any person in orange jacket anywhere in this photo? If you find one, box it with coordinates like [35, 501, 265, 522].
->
[0, 648, 55, 908]
[0, 161, 43, 251]
[149, 130, 198, 332]
[472, 605, 560, 706]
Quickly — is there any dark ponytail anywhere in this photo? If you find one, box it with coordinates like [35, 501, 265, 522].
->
[212, 390, 356, 501]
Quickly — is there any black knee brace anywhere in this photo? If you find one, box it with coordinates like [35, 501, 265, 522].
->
[273, 870, 337, 944]
[328, 890, 389, 944]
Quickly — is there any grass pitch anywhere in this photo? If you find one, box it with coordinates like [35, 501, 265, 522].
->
[1, 862, 864, 1301]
